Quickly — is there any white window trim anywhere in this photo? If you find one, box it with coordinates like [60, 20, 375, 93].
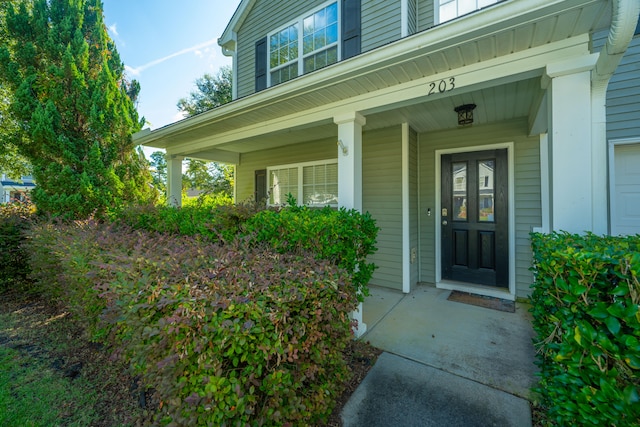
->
[267, 0, 341, 88]
[267, 158, 339, 207]
[608, 137, 640, 235]
[435, 0, 500, 24]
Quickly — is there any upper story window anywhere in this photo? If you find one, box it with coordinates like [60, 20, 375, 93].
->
[438, 0, 499, 24]
[268, 2, 340, 86]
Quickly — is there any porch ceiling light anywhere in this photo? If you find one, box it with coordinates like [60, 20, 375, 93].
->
[454, 103, 476, 126]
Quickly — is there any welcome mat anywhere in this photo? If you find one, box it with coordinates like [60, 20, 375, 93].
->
[447, 291, 515, 313]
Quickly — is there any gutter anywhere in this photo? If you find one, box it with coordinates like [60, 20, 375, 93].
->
[134, 0, 595, 148]
[593, 0, 640, 83]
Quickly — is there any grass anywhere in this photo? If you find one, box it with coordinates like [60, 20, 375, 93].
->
[0, 289, 382, 426]
[0, 346, 100, 426]
[0, 291, 144, 427]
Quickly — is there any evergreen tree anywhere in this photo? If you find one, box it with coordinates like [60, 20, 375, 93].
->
[0, 0, 30, 178]
[0, 0, 155, 218]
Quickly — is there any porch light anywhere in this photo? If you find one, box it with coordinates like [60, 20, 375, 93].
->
[337, 139, 348, 155]
[454, 104, 476, 126]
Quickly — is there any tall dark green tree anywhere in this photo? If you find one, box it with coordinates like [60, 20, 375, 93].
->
[0, 0, 155, 218]
[0, 0, 30, 178]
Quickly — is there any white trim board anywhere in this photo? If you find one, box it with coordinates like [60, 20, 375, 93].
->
[608, 137, 640, 236]
[434, 142, 516, 299]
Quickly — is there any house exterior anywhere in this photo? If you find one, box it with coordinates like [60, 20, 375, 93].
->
[134, 0, 640, 307]
[0, 174, 35, 203]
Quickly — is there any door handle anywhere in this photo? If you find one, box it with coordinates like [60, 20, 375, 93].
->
[442, 220, 448, 226]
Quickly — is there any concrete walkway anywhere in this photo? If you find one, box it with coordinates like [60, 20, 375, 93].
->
[341, 285, 537, 426]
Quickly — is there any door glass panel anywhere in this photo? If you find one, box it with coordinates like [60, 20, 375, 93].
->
[478, 159, 495, 222]
[452, 162, 467, 221]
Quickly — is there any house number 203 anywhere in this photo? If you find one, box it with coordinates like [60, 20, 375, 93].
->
[427, 77, 455, 96]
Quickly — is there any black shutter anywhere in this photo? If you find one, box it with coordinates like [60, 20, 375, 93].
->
[342, 0, 361, 59]
[255, 37, 267, 92]
[255, 169, 267, 203]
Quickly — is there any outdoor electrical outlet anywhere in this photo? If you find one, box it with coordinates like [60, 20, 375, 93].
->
[410, 247, 417, 264]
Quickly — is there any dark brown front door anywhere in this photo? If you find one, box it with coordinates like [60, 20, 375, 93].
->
[441, 149, 508, 287]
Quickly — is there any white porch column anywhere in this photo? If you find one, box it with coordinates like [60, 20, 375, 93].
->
[545, 56, 598, 233]
[591, 81, 609, 235]
[166, 154, 183, 207]
[334, 112, 366, 211]
[334, 112, 367, 337]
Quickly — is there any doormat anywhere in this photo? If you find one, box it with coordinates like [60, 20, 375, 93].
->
[447, 291, 515, 313]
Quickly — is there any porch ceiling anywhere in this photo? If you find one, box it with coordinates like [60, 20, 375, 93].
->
[134, 0, 611, 161]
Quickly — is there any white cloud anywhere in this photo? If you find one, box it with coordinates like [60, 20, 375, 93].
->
[126, 38, 219, 76]
[108, 23, 119, 36]
[125, 64, 140, 76]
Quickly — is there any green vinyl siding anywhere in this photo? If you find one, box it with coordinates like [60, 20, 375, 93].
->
[418, 118, 541, 298]
[593, 30, 640, 141]
[235, 138, 336, 202]
[363, 126, 403, 290]
[416, 0, 435, 32]
[235, 126, 404, 291]
[236, 0, 328, 98]
[361, 0, 402, 53]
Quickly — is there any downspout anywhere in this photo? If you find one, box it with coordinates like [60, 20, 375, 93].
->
[591, 0, 640, 234]
[219, 34, 238, 101]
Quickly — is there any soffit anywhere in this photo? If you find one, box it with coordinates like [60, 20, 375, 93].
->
[137, 0, 611, 154]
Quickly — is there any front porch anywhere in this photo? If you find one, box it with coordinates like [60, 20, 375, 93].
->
[361, 284, 537, 399]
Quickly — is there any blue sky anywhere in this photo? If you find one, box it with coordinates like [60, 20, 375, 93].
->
[102, 1, 241, 131]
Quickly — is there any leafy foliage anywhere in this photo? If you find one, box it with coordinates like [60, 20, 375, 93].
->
[116, 201, 380, 299]
[530, 232, 640, 426]
[24, 220, 358, 425]
[184, 158, 234, 198]
[149, 150, 167, 195]
[177, 66, 232, 117]
[0, 201, 35, 291]
[0, 0, 155, 219]
[115, 198, 259, 243]
[243, 204, 379, 300]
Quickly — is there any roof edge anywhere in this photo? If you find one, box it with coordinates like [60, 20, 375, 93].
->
[218, 0, 255, 49]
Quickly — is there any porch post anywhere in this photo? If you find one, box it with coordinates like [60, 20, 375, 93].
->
[166, 154, 183, 207]
[334, 112, 367, 338]
[545, 56, 598, 233]
[590, 81, 609, 235]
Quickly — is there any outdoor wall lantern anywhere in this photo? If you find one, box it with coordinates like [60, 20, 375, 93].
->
[337, 139, 348, 155]
[454, 103, 476, 125]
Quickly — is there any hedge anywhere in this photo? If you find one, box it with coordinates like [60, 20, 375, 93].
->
[117, 202, 379, 300]
[530, 232, 640, 426]
[24, 221, 358, 426]
[0, 202, 35, 291]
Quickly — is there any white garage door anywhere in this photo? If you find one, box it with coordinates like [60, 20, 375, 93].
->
[612, 143, 640, 235]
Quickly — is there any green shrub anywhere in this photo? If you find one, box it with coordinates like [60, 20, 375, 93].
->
[25, 221, 357, 425]
[530, 232, 640, 426]
[116, 201, 380, 300]
[242, 204, 379, 300]
[116, 199, 266, 242]
[0, 202, 35, 291]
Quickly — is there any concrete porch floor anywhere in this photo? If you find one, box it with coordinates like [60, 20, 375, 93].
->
[360, 284, 538, 399]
